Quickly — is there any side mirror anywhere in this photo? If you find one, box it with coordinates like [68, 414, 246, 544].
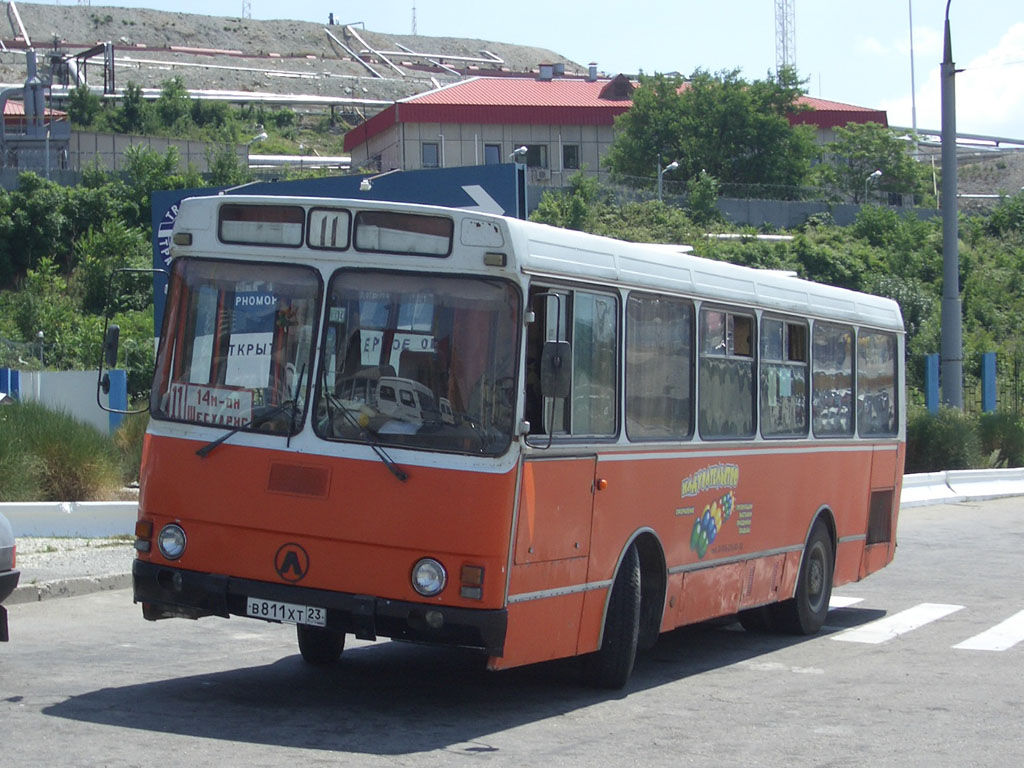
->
[540, 340, 571, 399]
[103, 324, 120, 368]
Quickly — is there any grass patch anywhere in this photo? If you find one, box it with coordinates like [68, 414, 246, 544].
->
[0, 401, 123, 501]
[112, 410, 149, 486]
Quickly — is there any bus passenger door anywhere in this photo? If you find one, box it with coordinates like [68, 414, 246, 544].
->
[495, 455, 596, 669]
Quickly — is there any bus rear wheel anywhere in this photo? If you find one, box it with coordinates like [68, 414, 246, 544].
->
[297, 624, 345, 664]
[582, 544, 641, 689]
[774, 520, 834, 635]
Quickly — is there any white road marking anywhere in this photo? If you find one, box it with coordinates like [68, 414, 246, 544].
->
[828, 595, 864, 609]
[953, 609, 1024, 651]
[832, 602, 964, 644]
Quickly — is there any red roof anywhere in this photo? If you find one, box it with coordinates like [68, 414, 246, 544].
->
[3, 101, 67, 117]
[345, 76, 634, 152]
[791, 96, 888, 129]
[344, 76, 887, 152]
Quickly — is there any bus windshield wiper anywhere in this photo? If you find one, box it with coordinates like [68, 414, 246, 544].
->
[195, 399, 296, 459]
[320, 365, 407, 482]
[329, 394, 409, 483]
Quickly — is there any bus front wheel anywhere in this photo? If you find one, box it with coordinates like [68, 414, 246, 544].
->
[581, 544, 641, 689]
[297, 624, 346, 664]
[774, 520, 834, 635]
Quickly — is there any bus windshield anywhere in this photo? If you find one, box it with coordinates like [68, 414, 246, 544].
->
[315, 271, 519, 455]
[152, 258, 322, 435]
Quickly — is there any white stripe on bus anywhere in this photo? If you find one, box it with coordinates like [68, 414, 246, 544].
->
[508, 579, 613, 604]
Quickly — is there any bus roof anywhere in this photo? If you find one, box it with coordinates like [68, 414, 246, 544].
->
[504, 216, 904, 333]
[177, 194, 904, 333]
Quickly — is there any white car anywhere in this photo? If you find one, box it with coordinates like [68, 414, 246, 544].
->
[0, 511, 19, 641]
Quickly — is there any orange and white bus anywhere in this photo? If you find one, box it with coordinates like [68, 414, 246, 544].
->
[125, 194, 904, 688]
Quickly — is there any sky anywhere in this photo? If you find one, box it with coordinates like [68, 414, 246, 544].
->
[50, 0, 1024, 140]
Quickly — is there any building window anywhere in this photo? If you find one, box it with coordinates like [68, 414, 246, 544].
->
[484, 144, 501, 165]
[521, 144, 548, 169]
[422, 142, 440, 168]
[563, 144, 580, 170]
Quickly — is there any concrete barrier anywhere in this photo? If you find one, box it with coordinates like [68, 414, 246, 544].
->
[945, 468, 1024, 502]
[2, 501, 137, 537]
[899, 472, 962, 508]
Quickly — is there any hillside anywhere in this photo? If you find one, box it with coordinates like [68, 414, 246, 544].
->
[1, 1, 584, 105]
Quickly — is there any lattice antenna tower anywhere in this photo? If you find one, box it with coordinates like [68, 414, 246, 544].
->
[412, 2, 417, 35]
[242, 0, 252, 20]
[77, 0, 91, 6]
[774, 0, 795, 73]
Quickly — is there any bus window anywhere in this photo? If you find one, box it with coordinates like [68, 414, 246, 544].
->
[572, 292, 617, 436]
[857, 330, 898, 436]
[315, 271, 518, 455]
[525, 287, 618, 439]
[699, 308, 755, 439]
[760, 317, 809, 437]
[151, 258, 321, 434]
[353, 211, 454, 257]
[812, 321, 855, 437]
[626, 293, 694, 440]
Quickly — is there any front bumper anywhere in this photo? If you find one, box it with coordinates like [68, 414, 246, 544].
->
[133, 559, 507, 656]
[0, 568, 21, 642]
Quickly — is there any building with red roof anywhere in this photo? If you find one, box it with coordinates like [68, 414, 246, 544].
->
[343, 71, 887, 185]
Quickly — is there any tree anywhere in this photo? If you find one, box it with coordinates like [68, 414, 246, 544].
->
[67, 84, 102, 128]
[114, 82, 150, 135]
[816, 122, 931, 204]
[530, 170, 602, 231]
[604, 68, 816, 192]
[154, 77, 193, 132]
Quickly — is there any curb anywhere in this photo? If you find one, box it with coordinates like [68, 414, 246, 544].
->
[8, 573, 132, 605]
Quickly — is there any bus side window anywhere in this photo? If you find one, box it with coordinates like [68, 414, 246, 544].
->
[524, 294, 546, 434]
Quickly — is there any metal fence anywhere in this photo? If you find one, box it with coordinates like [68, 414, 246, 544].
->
[963, 354, 1024, 415]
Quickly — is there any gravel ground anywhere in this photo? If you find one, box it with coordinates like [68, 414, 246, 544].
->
[10, 536, 135, 604]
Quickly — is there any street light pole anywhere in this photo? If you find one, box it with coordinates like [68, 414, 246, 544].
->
[657, 156, 679, 203]
[940, 0, 963, 408]
[865, 169, 882, 203]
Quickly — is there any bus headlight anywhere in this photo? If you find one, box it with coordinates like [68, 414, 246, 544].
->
[411, 558, 447, 596]
[157, 524, 187, 561]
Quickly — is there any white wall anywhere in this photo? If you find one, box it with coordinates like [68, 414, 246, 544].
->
[16, 370, 117, 434]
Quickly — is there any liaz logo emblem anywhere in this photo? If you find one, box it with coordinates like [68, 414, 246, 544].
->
[275, 543, 310, 582]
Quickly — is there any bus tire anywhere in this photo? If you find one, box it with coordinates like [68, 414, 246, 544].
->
[296, 624, 345, 664]
[582, 544, 641, 689]
[774, 520, 834, 635]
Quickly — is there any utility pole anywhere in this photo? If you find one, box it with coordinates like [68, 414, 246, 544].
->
[940, 0, 963, 408]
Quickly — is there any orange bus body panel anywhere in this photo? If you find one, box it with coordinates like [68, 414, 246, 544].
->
[497, 442, 903, 670]
[138, 435, 518, 610]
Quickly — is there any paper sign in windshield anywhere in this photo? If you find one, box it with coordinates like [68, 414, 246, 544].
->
[168, 383, 253, 426]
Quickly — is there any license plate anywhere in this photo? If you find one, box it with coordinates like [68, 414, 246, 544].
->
[246, 597, 326, 627]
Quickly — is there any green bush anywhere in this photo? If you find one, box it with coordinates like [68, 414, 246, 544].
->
[0, 401, 122, 501]
[112, 411, 150, 486]
[905, 407, 983, 473]
[976, 411, 1024, 467]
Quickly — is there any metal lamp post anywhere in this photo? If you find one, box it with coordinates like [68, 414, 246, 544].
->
[658, 157, 679, 202]
[940, 0, 963, 408]
[865, 169, 882, 203]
